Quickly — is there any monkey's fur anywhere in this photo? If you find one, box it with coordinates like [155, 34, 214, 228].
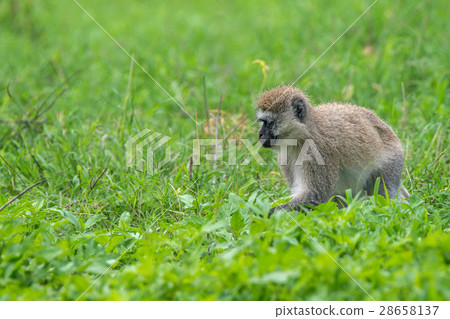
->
[257, 86, 409, 215]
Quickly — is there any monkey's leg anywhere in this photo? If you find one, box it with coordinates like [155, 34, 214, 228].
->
[268, 163, 337, 217]
[367, 152, 403, 199]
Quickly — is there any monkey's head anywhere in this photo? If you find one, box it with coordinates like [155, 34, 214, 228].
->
[256, 86, 312, 149]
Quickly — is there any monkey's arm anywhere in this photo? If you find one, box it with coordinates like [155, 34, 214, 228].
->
[268, 162, 337, 217]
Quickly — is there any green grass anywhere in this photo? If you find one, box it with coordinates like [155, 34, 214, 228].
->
[0, 0, 448, 300]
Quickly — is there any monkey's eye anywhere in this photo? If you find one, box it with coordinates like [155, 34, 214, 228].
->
[259, 119, 274, 127]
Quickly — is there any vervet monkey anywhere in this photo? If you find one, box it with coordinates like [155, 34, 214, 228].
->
[257, 86, 409, 215]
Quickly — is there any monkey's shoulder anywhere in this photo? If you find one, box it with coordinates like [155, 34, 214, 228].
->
[314, 102, 392, 128]
[312, 102, 400, 146]
[314, 102, 377, 117]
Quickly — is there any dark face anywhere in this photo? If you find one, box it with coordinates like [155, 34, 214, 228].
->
[257, 96, 307, 148]
[258, 119, 276, 148]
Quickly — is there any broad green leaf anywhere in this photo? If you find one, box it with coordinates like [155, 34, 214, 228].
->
[179, 194, 195, 209]
[202, 220, 228, 233]
[119, 212, 132, 230]
[250, 271, 298, 284]
[230, 211, 245, 237]
[37, 246, 62, 262]
[59, 210, 81, 230]
[85, 214, 105, 230]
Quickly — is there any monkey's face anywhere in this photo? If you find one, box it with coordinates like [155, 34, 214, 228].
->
[258, 117, 277, 148]
[257, 96, 309, 148]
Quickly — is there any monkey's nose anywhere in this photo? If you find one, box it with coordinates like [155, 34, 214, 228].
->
[259, 138, 271, 148]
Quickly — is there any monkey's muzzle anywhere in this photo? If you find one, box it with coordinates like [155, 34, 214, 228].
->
[259, 138, 273, 148]
[258, 124, 277, 148]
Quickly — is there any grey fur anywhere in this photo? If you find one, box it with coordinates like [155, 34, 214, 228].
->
[256, 86, 410, 216]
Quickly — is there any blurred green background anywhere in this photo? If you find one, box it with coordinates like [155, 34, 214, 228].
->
[0, 0, 448, 300]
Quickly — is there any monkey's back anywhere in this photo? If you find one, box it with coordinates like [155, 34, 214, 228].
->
[310, 103, 402, 167]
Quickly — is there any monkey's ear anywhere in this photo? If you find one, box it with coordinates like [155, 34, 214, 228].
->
[292, 98, 306, 121]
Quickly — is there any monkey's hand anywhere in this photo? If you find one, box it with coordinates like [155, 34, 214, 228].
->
[268, 199, 320, 217]
[268, 203, 299, 217]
